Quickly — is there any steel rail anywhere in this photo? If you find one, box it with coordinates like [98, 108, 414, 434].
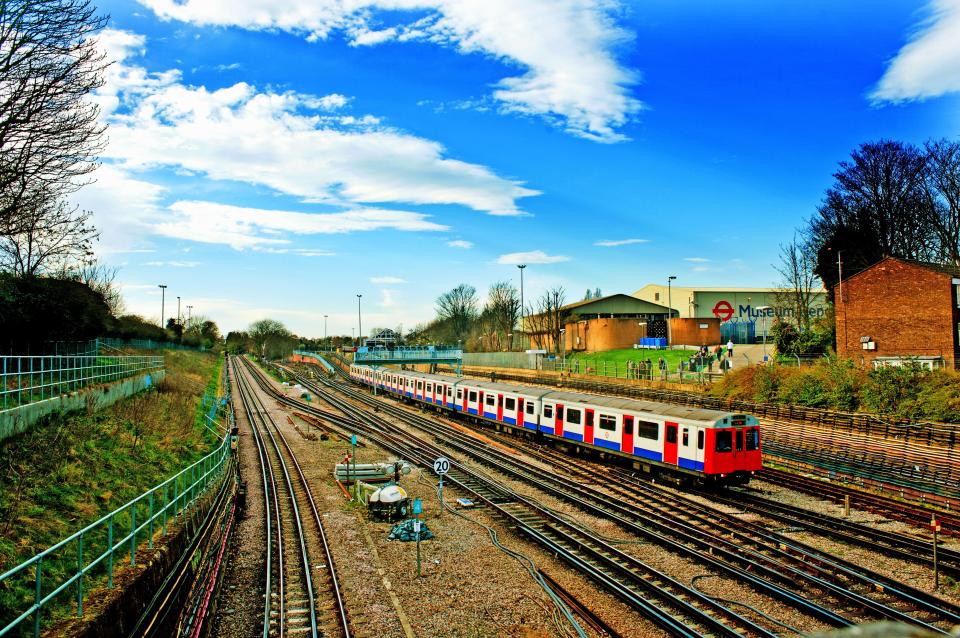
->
[244, 359, 775, 638]
[307, 365, 960, 634]
[236, 358, 351, 638]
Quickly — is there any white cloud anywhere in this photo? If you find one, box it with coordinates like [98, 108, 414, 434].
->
[684, 257, 710, 263]
[380, 288, 399, 307]
[96, 30, 538, 217]
[154, 201, 449, 250]
[73, 164, 166, 255]
[871, 0, 960, 102]
[594, 238, 648, 247]
[143, 260, 203, 267]
[447, 239, 473, 249]
[371, 276, 407, 284]
[496, 250, 569, 265]
[136, 1, 642, 142]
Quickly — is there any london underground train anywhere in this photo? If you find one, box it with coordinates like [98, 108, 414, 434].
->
[349, 364, 761, 485]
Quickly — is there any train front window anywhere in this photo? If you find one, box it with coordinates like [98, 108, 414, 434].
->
[745, 428, 759, 451]
[715, 430, 733, 452]
[735, 430, 744, 451]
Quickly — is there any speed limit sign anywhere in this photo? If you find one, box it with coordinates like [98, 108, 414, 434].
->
[433, 456, 450, 475]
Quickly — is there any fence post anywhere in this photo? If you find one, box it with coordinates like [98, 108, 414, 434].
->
[130, 506, 137, 566]
[162, 483, 168, 535]
[34, 558, 42, 638]
[107, 514, 114, 588]
[76, 532, 84, 616]
[148, 492, 154, 549]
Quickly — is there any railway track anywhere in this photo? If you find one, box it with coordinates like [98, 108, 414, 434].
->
[247, 359, 781, 637]
[759, 467, 960, 536]
[233, 357, 351, 638]
[286, 362, 960, 635]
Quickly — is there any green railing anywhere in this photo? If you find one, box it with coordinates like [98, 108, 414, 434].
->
[1, 354, 164, 412]
[0, 432, 234, 636]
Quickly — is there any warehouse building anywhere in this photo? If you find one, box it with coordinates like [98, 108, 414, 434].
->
[632, 284, 828, 343]
[835, 257, 960, 369]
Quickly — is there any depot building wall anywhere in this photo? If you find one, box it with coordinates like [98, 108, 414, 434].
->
[562, 317, 649, 352]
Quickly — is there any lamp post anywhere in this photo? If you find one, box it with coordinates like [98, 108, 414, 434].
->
[324, 315, 328, 346]
[667, 275, 677, 348]
[187, 305, 193, 326]
[177, 296, 182, 328]
[357, 294, 363, 347]
[756, 306, 772, 360]
[517, 264, 526, 346]
[559, 328, 566, 371]
[158, 284, 167, 328]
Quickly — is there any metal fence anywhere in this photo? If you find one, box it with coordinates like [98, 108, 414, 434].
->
[0, 426, 233, 637]
[100, 338, 206, 352]
[1, 355, 164, 412]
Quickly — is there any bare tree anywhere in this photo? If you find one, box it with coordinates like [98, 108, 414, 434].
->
[925, 139, 960, 266]
[435, 283, 478, 343]
[249, 318, 292, 359]
[55, 258, 123, 314]
[0, 0, 108, 230]
[527, 287, 566, 354]
[485, 281, 520, 351]
[0, 192, 97, 275]
[774, 234, 819, 333]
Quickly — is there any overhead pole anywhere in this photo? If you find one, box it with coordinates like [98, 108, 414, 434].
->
[158, 284, 167, 328]
[667, 275, 677, 348]
[357, 294, 363, 348]
[517, 264, 526, 350]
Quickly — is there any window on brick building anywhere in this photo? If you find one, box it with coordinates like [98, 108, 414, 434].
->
[955, 284, 960, 307]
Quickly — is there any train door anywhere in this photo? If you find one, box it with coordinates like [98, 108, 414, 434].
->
[462, 388, 469, 412]
[478, 391, 485, 416]
[497, 394, 504, 421]
[733, 428, 745, 464]
[584, 409, 595, 445]
[517, 398, 525, 428]
[622, 415, 634, 454]
[664, 422, 679, 465]
[555, 404, 565, 437]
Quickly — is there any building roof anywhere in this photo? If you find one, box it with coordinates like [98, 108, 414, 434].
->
[632, 283, 827, 296]
[835, 256, 960, 289]
[560, 293, 671, 314]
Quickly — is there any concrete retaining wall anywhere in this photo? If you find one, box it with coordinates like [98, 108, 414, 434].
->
[0, 370, 165, 443]
[462, 352, 543, 370]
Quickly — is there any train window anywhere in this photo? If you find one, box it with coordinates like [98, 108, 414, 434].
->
[457, 389, 462, 399]
[498, 395, 504, 407]
[586, 411, 594, 429]
[469, 391, 477, 402]
[485, 395, 495, 406]
[543, 405, 553, 419]
[567, 409, 581, 425]
[637, 420, 658, 440]
[735, 430, 744, 451]
[447, 387, 453, 396]
[526, 402, 535, 414]
[682, 428, 689, 446]
[666, 427, 677, 444]
[697, 430, 704, 450]
[715, 430, 733, 452]
[426, 383, 432, 392]
[505, 398, 516, 410]
[417, 381, 423, 390]
[598, 414, 617, 431]
[746, 428, 759, 450]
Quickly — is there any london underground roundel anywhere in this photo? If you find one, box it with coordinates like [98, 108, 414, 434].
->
[712, 300, 735, 322]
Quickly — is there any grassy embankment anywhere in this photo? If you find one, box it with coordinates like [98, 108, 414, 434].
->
[566, 348, 715, 373]
[0, 349, 223, 627]
[710, 358, 960, 422]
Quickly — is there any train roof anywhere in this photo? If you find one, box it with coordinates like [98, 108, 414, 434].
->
[357, 365, 753, 426]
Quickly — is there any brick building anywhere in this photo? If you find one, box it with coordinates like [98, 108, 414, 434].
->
[525, 294, 672, 351]
[835, 257, 960, 368]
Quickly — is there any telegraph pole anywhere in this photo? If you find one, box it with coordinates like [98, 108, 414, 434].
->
[667, 275, 677, 348]
[517, 264, 526, 347]
[357, 294, 363, 347]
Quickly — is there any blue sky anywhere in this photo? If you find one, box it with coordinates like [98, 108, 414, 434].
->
[83, 0, 960, 336]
